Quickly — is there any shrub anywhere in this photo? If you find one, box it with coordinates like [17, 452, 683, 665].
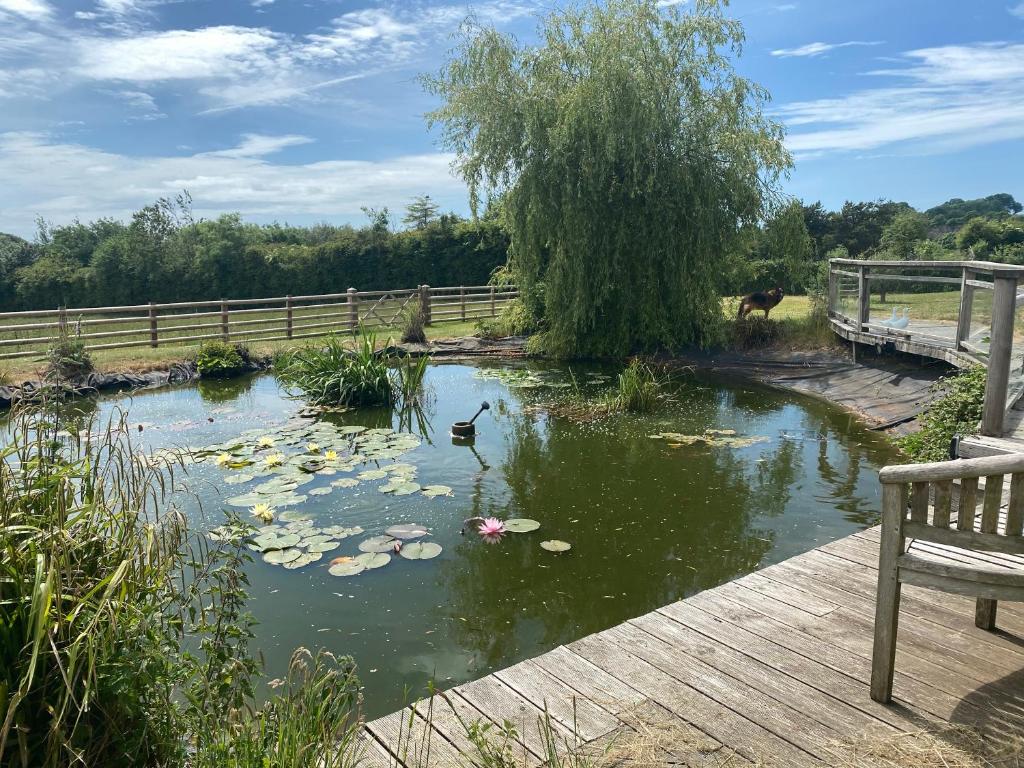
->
[276, 331, 394, 407]
[604, 358, 664, 413]
[399, 298, 427, 344]
[45, 322, 93, 381]
[900, 366, 987, 462]
[196, 340, 249, 378]
[476, 298, 538, 340]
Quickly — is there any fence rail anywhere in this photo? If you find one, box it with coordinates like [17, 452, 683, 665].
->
[827, 257, 1024, 436]
[0, 284, 518, 361]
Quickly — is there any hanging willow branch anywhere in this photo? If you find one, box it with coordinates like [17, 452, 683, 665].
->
[424, 0, 791, 357]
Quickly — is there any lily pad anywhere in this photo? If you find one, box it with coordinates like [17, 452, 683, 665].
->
[284, 551, 322, 569]
[385, 524, 429, 540]
[331, 478, 360, 489]
[391, 481, 421, 496]
[275, 533, 301, 548]
[264, 547, 302, 564]
[540, 540, 571, 553]
[355, 552, 391, 569]
[225, 473, 254, 485]
[279, 510, 312, 522]
[504, 518, 541, 533]
[359, 535, 397, 553]
[421, 485, 453, 498]
[337, 425, 367, 435]
[358, 469, 388, 480]
[307, 540, 340, 553]
[399, 542, 442, 560]
[328, 558, 365, 576]
[308, 486, 332, 496]
[226, 493, 264, 507]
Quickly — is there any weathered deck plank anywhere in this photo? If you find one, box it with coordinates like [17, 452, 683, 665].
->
[364, 526, 1024, 766]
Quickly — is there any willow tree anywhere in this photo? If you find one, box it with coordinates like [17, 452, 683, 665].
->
[424, 0, 791, 356]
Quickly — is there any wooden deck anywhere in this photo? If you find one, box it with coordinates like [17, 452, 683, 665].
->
[361, 528, 1024, 767]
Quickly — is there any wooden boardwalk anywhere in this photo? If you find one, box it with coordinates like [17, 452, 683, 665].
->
[361, 528, 1024, 767]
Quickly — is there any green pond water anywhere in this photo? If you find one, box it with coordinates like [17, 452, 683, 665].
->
[21, 361, 899, 718]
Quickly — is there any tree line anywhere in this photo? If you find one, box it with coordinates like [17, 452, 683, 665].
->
[0, 194, 508, 311]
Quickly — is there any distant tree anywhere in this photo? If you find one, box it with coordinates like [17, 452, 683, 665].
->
[402, 196, 441, 230]
[957, 216, 1024, 263]
[926, 193, 1022, 231]
[424, 0, 789, 356]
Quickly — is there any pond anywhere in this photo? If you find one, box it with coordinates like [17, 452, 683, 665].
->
[22, 361, 899, 718]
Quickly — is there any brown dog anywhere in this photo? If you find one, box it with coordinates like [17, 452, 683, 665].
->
[737, 287, 784, 320]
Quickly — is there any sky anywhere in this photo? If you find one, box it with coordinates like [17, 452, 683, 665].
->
[0, 0, 1022, 237]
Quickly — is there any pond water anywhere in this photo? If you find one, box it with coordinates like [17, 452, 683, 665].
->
[22, 361, 899, 718]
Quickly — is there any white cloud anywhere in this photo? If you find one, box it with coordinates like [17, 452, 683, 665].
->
[1010, 3, 1024, 19]
[0, 0, 51, 19]
[780, 42, 1024, 157]
[0, 132, 466, 236]
[75, 26, 283, 81]
[771, 40, 883, 58]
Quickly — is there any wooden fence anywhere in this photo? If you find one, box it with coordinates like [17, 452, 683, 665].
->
[0, 284, 518, 361]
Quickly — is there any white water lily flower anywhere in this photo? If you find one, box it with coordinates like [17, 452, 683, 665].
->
[250, 503, 275, 524]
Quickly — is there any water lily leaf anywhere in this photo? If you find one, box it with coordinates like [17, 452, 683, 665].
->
[385, 524, 429, 540]
[328, 560, 365, 576]
[266, 493, 308, 507]
[275, 533, 301, 548]
[421, 485, 453, 498]
[331, 478, 359, 489]
[264, 547, 302, 564]
[278, 510, 312, 522]
[365, 428, 394, 436]
[355, 552, 391, 569]
[392, 481, 421, 496]
[387, 463, 416, 474]
[226, 493, 264, 507]
[301, 534, 331, 546]
[358, 535, 397, 553]
[504, 518, 541, 533]
[308, 487, 332, 496]
[399, 542, 442, 560]
[257, 524, 284, 534]
[252, 533, 280, 551]
[540, 540, 571, 553]
[316, 467, 338, 476]
[307, 540, 340, 553]
[337, 425, 367, 435]
[225, 473, 254, 485]
[358, 469, 388, 480]
[298, 460, 324, 473]
[255, 479, 298, 494]
[284, 551, 322, 569]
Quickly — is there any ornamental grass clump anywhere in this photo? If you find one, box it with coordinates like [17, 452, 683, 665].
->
[275, 331, 394, 408]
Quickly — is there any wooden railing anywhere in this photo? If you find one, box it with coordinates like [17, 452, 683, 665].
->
[0, 284, 518, 361]
[827, 258, 1024, 436]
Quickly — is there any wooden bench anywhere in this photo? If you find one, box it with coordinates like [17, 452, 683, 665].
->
[871, 453, 1024, 703]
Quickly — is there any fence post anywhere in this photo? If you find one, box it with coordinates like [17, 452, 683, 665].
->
[460, 285, 466, 321]
[857, 266, 871, 331]
[148, 302, 158, 348]
[955, 268, 975, 351]
[490, 284, 496, 316]
[285, 295, 293, 339]
[420, 284, 431, 326]
[347, 288, 358, 334]
[57, 305, 68, 336]
[981, 273, 1018, 436]
[220, 300, 229, 342]
[827, 265, 838, 317]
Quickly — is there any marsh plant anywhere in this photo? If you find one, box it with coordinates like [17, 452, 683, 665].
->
[275, 329, 431, 410]
[399, 298, 428, 344]
[0, 404, 364, 768]
[604, 359, 665, 414]
[195, 340, 251, 378]
[45, 321, 93, 381]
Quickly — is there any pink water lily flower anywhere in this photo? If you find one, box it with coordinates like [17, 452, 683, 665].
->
[477, 517, 506, 543]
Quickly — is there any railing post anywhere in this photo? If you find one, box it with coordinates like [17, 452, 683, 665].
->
[148, 302, 158, 348]
[490, 284, 496, 316]
[955, 267, 975, 351]
[220, 300, 229, 342]
[981, 273, 1017, 436]
[285, 295, 293, 339]
[460, 285, 466, 321]
[827, 264, 839, 317]
[419, 284, 431, 326]
[57, 305, 68, 336]
[347, 288, 358, 334]
[857, 266, 871, 331]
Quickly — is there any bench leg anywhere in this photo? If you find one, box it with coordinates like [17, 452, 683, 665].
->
[976, 598, 997, 630]
[871, 576, 902, 703]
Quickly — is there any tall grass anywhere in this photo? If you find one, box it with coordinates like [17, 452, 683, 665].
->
[275, 330, 394, 407]
[0, 402, 365, 768]
[603, 359, 664, 414]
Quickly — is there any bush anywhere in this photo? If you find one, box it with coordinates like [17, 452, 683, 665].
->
[604, 358, 664, 413]
[476, 298, 539, 339]
[45, 323, 93, 381]
[399, 298, 427, 344]
[900, 366, 987, 462]
[195, 340, 249, 378]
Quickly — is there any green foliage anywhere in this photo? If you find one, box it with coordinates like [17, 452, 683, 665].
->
[925, 193, 1022, 230]
[45, 321, 93, 381]
[956, 215, 1024, 262]
[900, 366, 987, 462]
[879, 211, 928, 260]
[394, 354, 430, 409]
[425, 0, 789, 357]
[475, 297, 539, 339]
[604, 359, 664, 413]
[725, 200, 815, 295]
[195, 340, 249, 378]
[801, 199, 911, 259]
[276, 331, 394, 407]
[402, 195, 441, 230]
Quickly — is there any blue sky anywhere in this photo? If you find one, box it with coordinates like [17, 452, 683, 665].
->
[1, 0, 1022, 236]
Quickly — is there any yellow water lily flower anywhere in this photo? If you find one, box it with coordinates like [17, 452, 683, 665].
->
[324, 450, 338, 462]
[250, 503, 275, 524]
[265, 453, 285, 467]
[306, 442, 320, 453]
[215, 453, 232, 467]
[257, 436, 275, 448]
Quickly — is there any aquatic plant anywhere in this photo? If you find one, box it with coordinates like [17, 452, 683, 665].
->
[45, 320, 93, 381]
[399, 297, 428, 344]
[275, 331, 394, 408]
[477, 517, 506, 543]
[394, 353, 430, 408]
[606, 359, 664, 413]
[195, 340, 250, 378]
